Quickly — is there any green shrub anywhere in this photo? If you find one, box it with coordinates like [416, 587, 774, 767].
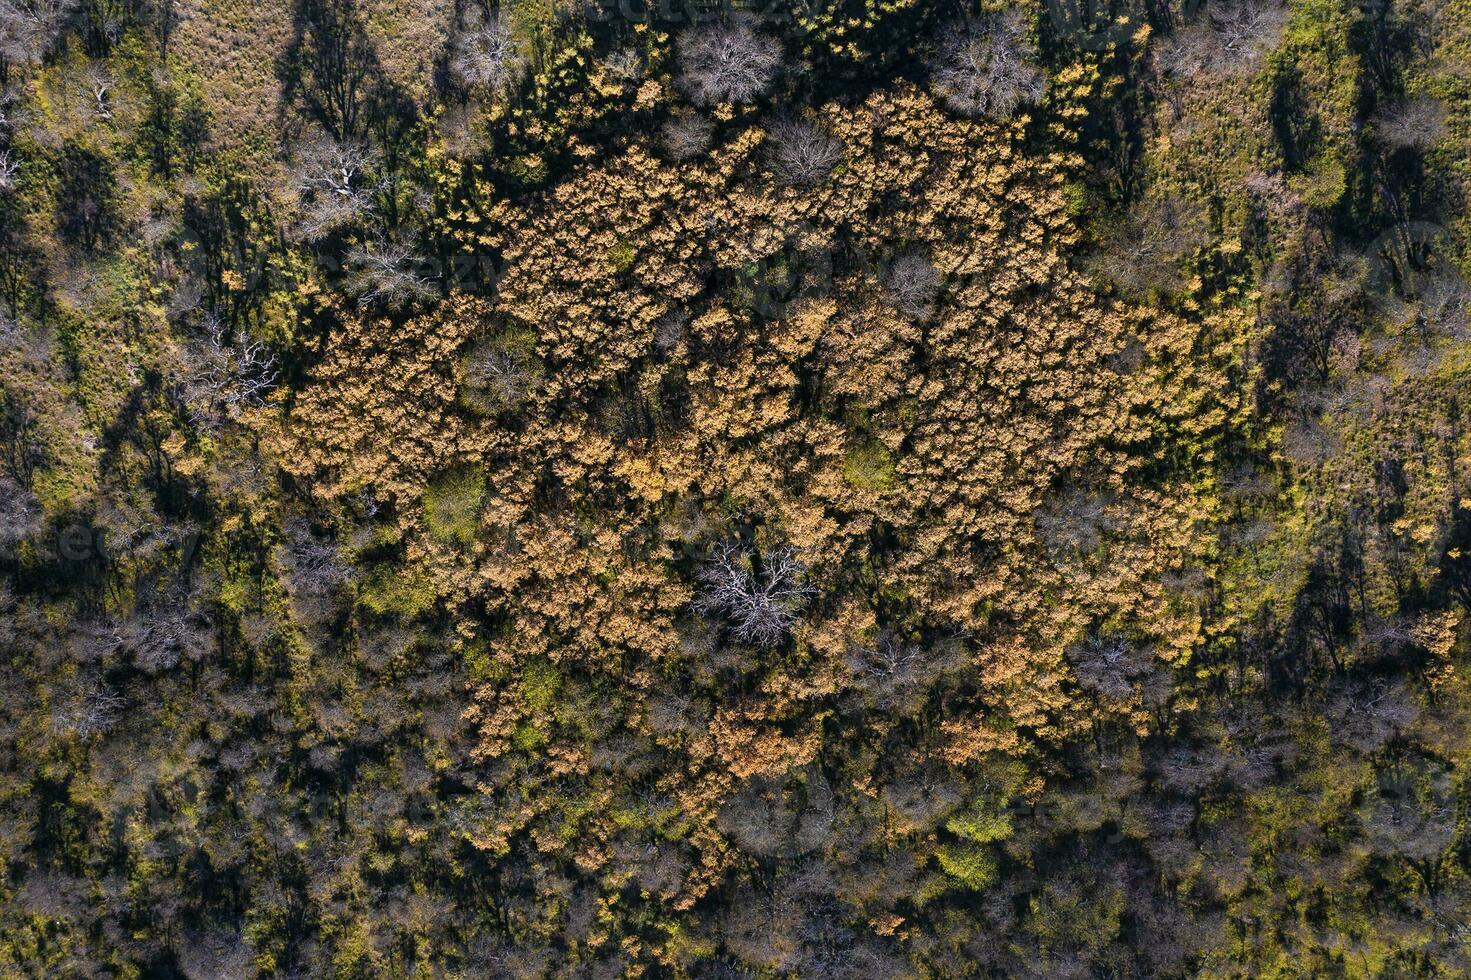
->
[937, 842, 998, 890]
[842, 440, 897, 490]
[423, 466, 485, 545]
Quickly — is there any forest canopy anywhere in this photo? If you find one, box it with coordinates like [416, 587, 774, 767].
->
[1, 0, 1470, 976]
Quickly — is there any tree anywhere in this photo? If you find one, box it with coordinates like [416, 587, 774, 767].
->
[662, 112, 713, 161]
[765, 116, 844, 187]
[694, 542, 814, 648]
[448, 6, 525, 94]
[0, 473, 38, 548]
[344, 240, 437, 310]
[0, 0, 75, 70]
[885, 252, 940, 318]
[677, 19, 781, 107]
[1372, 95, 1446, 151]
[290, 136, 376, 239]
[931, 11, 1045, 120]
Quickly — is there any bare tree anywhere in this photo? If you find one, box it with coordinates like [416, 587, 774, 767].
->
[845, 628, 965, 712]
[1034, 487, 1116, 556]
[765, 116, 844, 187]
[1372, 95, 1446, 151]
[1067, 635, 1163, 701]
[1207, 0, 1289, 69]
[1329, 677, 1419, 753]
[662, 112, 714, 161]
[449, 7, 526, 94]
[462, 337, 539, 410]
[882, 765, 963, 831]
[120, 600, 213, 674]
[717, 780, 793, 857]
[677, 19, 782, 107]
[1364, 762, 1456, 871]
[344, 240, 438, 310]
[1089, 194, 1209, 297]
[279, 519, 354, 598]
[1156, 0, 1288, 79]
[795, 767, 835, 853]
[1280, 409, 1339, 466]
[602, 47, 643, 86]
[178, 929, 253, 980]
[177, 314, 280, 426]
[0, 149, 19, 190]
[652, 310, 689, 352]
[1417, 272, 1470, 343]
[437, 101, 486, 159]
[290, 136, 376, 240]
[0, 0, 76, 67]
[932, 10, 1045, 120]
[0, 473, 39, 548]
[49, 674, 124, 738]
[694, 541, 814, 647]
[885, 252, 941, 317]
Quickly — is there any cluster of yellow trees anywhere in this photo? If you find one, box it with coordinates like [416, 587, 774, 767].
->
[271, 86, 1261, 947]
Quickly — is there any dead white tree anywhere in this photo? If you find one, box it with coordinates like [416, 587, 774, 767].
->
[885, 252, 941, 318]
[765, 116, 844, 187]
[694, 541, 814, 647]
[344, 240, 438, 310]
[0, 149, 20, 191]
[0, 0, 76, 67]
[82, 62, 112, 122]
[677, 19, 782, 107]
[291, 137, 376, 240]
[932, 10, 1045, 120]
[449, 7, 527, 93]
[662, 113, 714, 161]
[178, 314, 280, 426]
